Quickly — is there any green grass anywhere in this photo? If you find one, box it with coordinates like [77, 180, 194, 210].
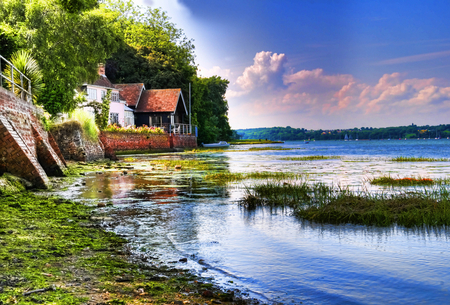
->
[240, 181, 450, 227]
[69, 109, 99, 141]
[149, 159, 223, 171]
[390, 156, 450, 162]
[281, 155, 341, 161]
[204, 171, 303, 184]
[248, 146, 294, 151]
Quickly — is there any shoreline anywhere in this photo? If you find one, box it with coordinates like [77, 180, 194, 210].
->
[0, 161, 262, 305]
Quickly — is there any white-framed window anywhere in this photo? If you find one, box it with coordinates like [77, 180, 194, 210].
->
[124, 111, 134, 126]
[109, 112, 119, 124]
[111, 92, 119, 102]
[87, 88, 97, 100]
[101, 90, 106, 99]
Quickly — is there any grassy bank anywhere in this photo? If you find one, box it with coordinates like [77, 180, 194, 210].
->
[369, 176, 442, 186]
[390, 156, 450, 162]
[240, 181, 450, 227]
[280, 155, 341, 161]
[204, 171, 303, 185]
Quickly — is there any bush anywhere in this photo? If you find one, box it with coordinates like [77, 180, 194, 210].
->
[104, 124, 164, 134]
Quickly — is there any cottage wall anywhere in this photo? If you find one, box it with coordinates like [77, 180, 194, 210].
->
[0, 87, 66, 188]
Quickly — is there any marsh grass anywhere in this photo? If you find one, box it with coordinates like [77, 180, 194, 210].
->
[369, 176, 442, 186]
[241, 181, 450, 227]
[248, 146, 295, 151]
[281, 155, 341, 161]
[391, 156, 450, 162]
[69, 109, 99, 141]
[150, 159, 222, 170]
[185, 146, 300, 154]
[229, 139, 284, 145]
[204, 171, 303, 184]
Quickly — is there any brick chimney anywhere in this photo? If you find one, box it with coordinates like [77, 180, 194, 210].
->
[98, 64, 105, 76]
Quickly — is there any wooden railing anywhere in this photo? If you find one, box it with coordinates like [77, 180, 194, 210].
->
[0, 54, 32, 102]
[150, 123, 194, 135]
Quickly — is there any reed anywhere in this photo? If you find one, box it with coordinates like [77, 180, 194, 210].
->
[390, 156, 450, 162]
[150, 159, 222, 170]
[229, 139, 284, 145]
[281, 155, 340, 161]
[369, 176, 437, 186]
[204, 171, 303, 184]
[241, 181, 450, 227]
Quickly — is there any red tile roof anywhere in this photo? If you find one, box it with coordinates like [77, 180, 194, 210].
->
[93, 76, 115, 89]
[114, 83, 145, 107]
[136, 89, 184, 113]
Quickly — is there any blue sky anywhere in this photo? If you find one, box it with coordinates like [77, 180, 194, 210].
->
[135, 0, 450, 130]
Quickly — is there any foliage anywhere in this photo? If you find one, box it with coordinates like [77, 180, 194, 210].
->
[2, 50, 44, 103]
[103, 0, 196, 96]
[104, 123, 164, 134]
[69, 109, 100, 140]
[236, 123, 450, 141]
[87, 89, 111, 130]
[0, 24, 25, 60]
[0, 0, 122, 115]
[191, 75, 232, 143]
[281, 155, 341, 161]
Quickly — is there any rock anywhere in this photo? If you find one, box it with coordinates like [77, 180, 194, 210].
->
[202, 290, 214, 297]
[173, 301, 184, 305]
[175, 165, 182, 170]
[148, 275, 169, 281]
[179, 258, 188, 263]
[123, 171, 128, 175]
[116, 276, 133, 282]
[97, 202, 106, 207]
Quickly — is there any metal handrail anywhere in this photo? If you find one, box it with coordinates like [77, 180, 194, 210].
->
[0, 54, 32, 102]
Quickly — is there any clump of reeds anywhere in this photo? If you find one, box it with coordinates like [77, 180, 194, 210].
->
[281, 155, 340, 161]
[150, 159, 221, 171]
[391, 156, 450, 162]
[240, 181, 450, 227]
[369, 176, 436, 186]
[204, 171, 303, 184]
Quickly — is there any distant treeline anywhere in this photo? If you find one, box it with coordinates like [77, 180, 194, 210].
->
[234, 124, 450, 141]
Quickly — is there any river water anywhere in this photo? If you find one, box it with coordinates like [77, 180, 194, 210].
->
[61, 140, 450, 304]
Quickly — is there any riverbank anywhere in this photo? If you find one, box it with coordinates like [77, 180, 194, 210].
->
[0, 166, 259, 305]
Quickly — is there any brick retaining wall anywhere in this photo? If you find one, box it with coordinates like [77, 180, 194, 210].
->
[99, 131, 197, 158]
[0, 88, 66, 188]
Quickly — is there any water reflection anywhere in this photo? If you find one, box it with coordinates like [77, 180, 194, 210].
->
[60, 141, 450, 304]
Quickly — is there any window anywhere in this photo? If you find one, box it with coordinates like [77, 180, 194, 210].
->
[111, 92, 119, 102]
[109, 112, 119, 125]
[101, 90, 106, 99]
[87, 88, 97, 100]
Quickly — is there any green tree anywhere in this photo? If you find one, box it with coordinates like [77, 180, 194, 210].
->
[191, 76, 232, 143]
[0, 0, 122, 115]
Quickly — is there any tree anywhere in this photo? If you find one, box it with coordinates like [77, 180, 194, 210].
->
[0, 0, 122, 115]
[102, 0, 196, 97]
[191, 76, 232, 143]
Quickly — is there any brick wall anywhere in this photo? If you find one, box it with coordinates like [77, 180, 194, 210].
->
[99, 132, 197, 156]
[0, 88, 66, 188]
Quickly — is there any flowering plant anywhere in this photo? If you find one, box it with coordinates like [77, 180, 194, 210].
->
[104, 124, 164, 134]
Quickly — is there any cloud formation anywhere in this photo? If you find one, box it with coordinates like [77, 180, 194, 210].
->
[228, 51, 450, 129]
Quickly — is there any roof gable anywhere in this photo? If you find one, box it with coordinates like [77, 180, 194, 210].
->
[114, 83, 145, 107]
[92, 75, 115, 89]
[136, 89, 187, 114]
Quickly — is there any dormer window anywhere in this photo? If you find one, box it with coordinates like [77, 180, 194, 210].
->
[111, 92, 119, 102]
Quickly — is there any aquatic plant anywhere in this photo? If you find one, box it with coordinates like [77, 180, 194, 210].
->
[369, 176, 437, 186]
[241, 181, 450, 227]
[391, 156, 450, 162]
[229, 139, 284, 145]
[281, 155, 341, 161]
[248, 146, 295, 151]
[204, 171, 303, 184]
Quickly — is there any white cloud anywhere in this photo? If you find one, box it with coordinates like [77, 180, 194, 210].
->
[228, 51, 450, 129]
[234, 51, 287, 92]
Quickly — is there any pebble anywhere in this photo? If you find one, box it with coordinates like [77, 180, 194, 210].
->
[97, 202, 106, 207]
[202, 290, 213, 297]
[179, 258, 188, 263]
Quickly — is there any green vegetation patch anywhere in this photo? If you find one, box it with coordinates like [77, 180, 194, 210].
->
[241, 181, 450, 227]
[370, 176, 438, 186]
[281, 155, 341, 161]
[390, 156, 450, 162]
[229, 139, 284, 145]
[0, 192, 247, 304]
[204, 171, 303, 185]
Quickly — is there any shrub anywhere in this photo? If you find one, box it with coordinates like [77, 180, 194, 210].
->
[104, 124, 164, 134]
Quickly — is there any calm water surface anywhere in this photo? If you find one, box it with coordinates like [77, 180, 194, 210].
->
[61, 140, 450, 304]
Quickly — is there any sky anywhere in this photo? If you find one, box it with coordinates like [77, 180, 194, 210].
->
[133, 0, 450, 130]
